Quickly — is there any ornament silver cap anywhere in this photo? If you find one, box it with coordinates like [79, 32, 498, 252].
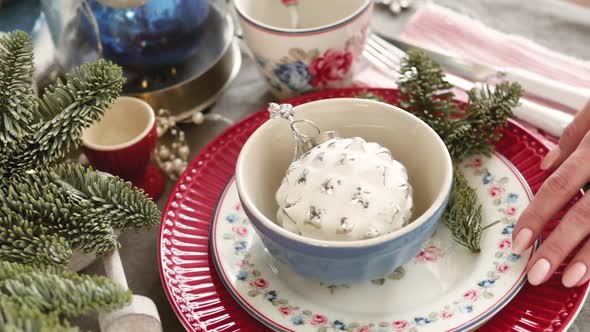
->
[268, 103, 340, 161]
[302, 131, 339, 153]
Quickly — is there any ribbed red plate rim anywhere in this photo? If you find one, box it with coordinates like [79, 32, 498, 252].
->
[158, 88, 589, 332]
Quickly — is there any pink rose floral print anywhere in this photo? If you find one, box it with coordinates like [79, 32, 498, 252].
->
[415, 245, 443, 263]
[309, 49, 354, 87]
[253, 23, 369, 95]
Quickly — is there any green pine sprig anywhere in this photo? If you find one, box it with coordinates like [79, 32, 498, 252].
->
[6, 59, 125, 174]
[398, 50, 461, 146]
[0, 169, 117, 255]
[0, 212, 72, 267]
[448, 82, 524, 160]
[52, 164, 161, 230]
[365, 50, 523, 253]
[0, 300, 78, 332]
[0, 31, 160, 330]
[0, 31, 36, 145]
[0, 261, 131, 317]
[0, 163, 160, 258]
[397, 50, 523, 161]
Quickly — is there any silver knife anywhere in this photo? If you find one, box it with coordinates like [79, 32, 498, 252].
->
[377, 33, 590, 113]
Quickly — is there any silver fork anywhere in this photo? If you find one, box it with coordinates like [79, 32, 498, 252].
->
[363, 33, 407, 79]
[362, 33, 574, 137]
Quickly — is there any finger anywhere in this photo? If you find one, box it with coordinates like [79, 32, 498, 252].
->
[541, 102, 590, 170]
[513, 131, 590, 254]
[526, 192, 590, 286]
[563, 238, 590, 288]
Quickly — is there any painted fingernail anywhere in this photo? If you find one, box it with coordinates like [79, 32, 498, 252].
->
[512, 228, 533, 254]
[528, 258, 551, 286]
[541, 147, 560, 170]
[563, 262, 587, 288]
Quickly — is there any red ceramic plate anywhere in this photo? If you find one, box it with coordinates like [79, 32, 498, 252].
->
[158, 88, 589, 332]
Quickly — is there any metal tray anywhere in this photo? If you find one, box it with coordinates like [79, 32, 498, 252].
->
[126, 2, 241, 118]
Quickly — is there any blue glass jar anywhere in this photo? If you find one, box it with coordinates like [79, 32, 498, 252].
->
[88, 0, 210, 68]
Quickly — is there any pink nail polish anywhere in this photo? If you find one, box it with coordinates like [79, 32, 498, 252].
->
[528, 258, 551, 286]
[540, 147, 560, 170]
[563, 262, 587, 288]
[512, 228, 533, 254]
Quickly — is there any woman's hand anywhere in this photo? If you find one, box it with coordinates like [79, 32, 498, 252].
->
[512, 102, 590, 287]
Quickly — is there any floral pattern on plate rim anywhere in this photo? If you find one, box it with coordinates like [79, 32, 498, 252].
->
[218, 156, 527, 332]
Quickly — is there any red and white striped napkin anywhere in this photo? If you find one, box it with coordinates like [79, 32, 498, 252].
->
[356, 3, 590, 146]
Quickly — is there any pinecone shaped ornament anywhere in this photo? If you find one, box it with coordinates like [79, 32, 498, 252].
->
[269, 103, 414, 241]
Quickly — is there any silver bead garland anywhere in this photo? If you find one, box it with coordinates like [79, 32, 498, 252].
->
[154, 108, 234, 180]
[154, 109, 189, 180]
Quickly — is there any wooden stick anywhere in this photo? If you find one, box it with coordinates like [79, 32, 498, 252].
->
[99, 246, 162, 332]
[103, 247, 129, 290]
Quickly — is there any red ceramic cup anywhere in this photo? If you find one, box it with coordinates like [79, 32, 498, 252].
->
[82, 96, 164, 199]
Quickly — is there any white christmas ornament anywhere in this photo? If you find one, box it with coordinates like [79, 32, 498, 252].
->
[269, 103, 414, 241]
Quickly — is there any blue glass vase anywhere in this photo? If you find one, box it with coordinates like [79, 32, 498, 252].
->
[88, 0, 210, 68]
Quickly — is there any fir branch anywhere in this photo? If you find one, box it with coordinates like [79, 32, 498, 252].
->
[36, 59, 123, 121]
[397, 50, 523, 161]
[395, 50, 523, 253]
[4, 59, 124, 173]
[0, 169, 117, 255]
[0, 211, 72, 267]
[0, 260, 65, 278]
[0, 31, 161, 331]
[449, 82, 524, 160]
[30, 59, 124, 164]
[0, 31, 36, 145]
[443, 167, 482, 253]
[0, 300, 77, 332]
[0, 261, 131, 317]
[52, 164, 161, 230]
[398, 50, 461, 144]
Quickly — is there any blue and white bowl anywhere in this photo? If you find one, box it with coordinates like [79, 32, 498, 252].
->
[236, 98, 453, 284]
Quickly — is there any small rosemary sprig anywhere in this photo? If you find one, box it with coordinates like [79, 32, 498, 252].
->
[443, 166, 483, 253]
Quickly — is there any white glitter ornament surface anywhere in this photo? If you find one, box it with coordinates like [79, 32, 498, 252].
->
[275, 137, 413, 241]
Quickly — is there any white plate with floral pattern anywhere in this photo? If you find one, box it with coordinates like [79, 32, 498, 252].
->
[210, 153, 536, 332]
